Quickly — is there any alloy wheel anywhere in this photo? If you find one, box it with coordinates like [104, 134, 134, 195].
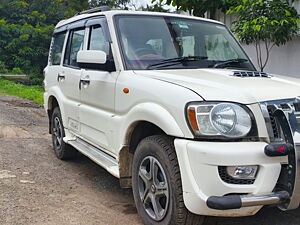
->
[138, 156, 169, 221]
[53, 117, 63, 149]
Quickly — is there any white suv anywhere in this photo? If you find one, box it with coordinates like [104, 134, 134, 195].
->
[44, 7, 300, 225]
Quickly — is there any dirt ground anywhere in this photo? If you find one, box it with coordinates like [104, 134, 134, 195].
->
[1, 96, 300, 225]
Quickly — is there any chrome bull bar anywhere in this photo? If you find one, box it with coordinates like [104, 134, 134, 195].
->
[207, 191, 289, 210]
[287, 134, 300, 210]
[263, 98, 300, 211]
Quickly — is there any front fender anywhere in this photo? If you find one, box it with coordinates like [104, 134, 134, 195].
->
[123, 102, 185, 138]
[110, 102, 191, 154]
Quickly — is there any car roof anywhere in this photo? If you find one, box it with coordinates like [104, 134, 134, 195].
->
[55, 10, 223, 29]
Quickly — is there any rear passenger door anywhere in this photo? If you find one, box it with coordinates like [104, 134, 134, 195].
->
[47, 31, 66, 94]
[60, 25, 87, 134]
[79, 18, 118, 153]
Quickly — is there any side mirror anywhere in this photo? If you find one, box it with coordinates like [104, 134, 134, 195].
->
[77, 50, 107, 65]
[77, 50, 116, 72]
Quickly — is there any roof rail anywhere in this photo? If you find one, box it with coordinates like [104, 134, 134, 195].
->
[75, 6, 110, 16]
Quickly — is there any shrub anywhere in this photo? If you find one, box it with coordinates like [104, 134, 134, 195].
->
[0, 61, 8, 74]
[11, 67, 23, 74]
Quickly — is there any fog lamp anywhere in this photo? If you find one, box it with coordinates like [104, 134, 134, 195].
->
[226, 166, 258, 180]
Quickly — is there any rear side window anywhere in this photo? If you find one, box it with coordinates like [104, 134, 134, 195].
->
[88, 25, 109, 54]
[64, 28, 85, 67]
[50, 32, 66, 65]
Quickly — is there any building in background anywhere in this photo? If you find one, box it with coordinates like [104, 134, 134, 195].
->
[215, 2, 300, 78]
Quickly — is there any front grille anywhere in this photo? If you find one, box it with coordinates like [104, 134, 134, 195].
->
[268, 108, 280, 139]
[232, 71, 270, 78]
[261, 98, 300, 141]
[218, 167, 255, 185]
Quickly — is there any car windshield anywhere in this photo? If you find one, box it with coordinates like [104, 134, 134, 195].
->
[115, 15, 255, 71]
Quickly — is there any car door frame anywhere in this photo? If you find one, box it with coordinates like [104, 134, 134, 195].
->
[59, 21, 89, 135]
[77, 16, 119, 155]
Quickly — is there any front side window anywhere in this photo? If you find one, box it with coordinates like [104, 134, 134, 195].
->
[64, 28, 85, 67]
[88, 25, 110, 54]
[50, 32, 66, 66]
[115, 16, 255, 71]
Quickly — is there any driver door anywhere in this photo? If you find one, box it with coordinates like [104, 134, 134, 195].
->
[79, 18, 118, 153]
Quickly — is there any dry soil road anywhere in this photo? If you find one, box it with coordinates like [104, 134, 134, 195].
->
[1, 96, 300, 225]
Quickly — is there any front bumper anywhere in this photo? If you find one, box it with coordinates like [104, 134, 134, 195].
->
[174, 98, 300, 217]
[174, 139, 288, 217]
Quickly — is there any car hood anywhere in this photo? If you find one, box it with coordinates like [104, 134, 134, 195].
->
[135, 69, 300, 104]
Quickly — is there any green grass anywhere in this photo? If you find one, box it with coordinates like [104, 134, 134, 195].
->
[0, 78, 44, 106]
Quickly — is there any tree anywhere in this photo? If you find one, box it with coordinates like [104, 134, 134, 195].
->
[0, 0, 57, 82]
[227, 0, 300, 71]
[90, 0, 130, 9]
[144, 4, 169, 12]
[156, 0, 233, 19]
[0, 0, 129, 84]
[139, 1, 169, 12]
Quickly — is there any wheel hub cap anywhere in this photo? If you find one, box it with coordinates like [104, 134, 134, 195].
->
[138, 156, 169, 221]
[53, 117, 62, 149]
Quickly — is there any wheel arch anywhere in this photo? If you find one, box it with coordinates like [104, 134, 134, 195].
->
[47, 95, 60, 134]
[117, 103, 187, 188]
[119, 120, 172, 188]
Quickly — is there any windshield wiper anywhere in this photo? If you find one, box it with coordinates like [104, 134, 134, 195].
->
[213, 58, 248, 68]
[146, 56, 208, 70]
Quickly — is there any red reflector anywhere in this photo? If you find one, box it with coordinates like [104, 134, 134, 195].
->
[278, 146, 285, 153]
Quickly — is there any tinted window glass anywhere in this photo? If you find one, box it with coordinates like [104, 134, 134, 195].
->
[88, 25, 109, 54]
[204, 34, 238, 61]
[116, 16, 255, 71]
[64, 28, 85, 67]
[50, 32, 66, 65]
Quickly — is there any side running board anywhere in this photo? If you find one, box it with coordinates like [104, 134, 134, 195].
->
[68, 138, 119, 178]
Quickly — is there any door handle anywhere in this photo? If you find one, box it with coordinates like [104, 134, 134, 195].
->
[57, 73, 65, 82]
[79, 78, 90, 90]
[80, 78, 90, 83]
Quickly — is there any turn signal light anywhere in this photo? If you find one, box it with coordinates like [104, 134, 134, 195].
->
[187, 107, 199, 132]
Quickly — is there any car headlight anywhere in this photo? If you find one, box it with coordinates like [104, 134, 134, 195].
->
[186, 102, 254, 138]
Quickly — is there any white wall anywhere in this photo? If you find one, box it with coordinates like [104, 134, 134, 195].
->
[214, 2, 300, 78]
[242, 37, 300, 78]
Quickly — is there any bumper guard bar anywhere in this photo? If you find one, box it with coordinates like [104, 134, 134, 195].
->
[207, 191, 290, 210]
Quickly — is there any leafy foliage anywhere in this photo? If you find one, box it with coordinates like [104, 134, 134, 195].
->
[90, 0, 130, 9]
[0, 61, 8, 73]
[228, 0, 300, 71]
[141, 1, 169, 12]
[0, 19, 54, 78]
[0, 0, 129, 84]
[158, 0, 234, 18]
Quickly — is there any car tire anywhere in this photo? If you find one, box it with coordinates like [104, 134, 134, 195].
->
[132, 135, 205, 225]
[51, 107, 77, 160]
